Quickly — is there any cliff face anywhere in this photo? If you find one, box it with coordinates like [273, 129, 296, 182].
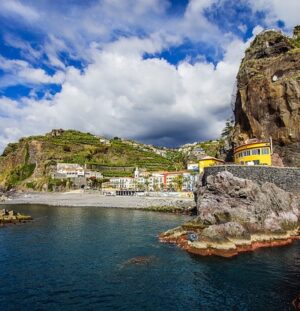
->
[233, 27, 300, 166]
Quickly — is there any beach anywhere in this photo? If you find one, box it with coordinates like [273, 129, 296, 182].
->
[0, 191, 195, 210]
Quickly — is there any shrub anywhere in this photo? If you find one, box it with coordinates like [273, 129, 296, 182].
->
[6, 163, 36, 188]
[63, 145, 71, 152]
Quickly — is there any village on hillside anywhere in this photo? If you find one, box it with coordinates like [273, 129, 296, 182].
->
[51, 137, 274, 195]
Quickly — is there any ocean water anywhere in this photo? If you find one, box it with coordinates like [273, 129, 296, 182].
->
[0, 205, 299, 311]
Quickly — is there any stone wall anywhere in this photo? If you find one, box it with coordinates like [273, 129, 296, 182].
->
[203, 165, 300, 194]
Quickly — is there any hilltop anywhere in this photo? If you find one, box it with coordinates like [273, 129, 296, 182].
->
[0, 129, 186, 191]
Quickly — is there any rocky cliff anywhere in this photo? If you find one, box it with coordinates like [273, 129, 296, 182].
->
[160, 171, 300, 257]
[233, 26, 300, 166]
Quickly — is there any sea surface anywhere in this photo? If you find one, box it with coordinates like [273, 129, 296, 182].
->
[0, 204, 300, 311]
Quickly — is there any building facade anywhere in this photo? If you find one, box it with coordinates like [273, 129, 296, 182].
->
[187, 163, 199, 171]
[54, 163, 103, 179]
[234, 141, 272, 166]
[199, 156, 225, 173]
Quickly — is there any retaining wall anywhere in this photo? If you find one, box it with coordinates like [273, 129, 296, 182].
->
[203, 165, 300, 194]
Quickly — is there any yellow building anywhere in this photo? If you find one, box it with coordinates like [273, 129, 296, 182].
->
[234, 141, 272, 166]
[199, 156, 225, 173]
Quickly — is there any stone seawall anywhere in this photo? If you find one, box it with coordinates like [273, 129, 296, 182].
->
[203, 165, 300, 194]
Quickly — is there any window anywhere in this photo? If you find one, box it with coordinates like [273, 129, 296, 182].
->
[252, 149, 261, 155]
[243, 150, 250, 156]
[253, 160, 260, 165]
[262, 148, 270, 154]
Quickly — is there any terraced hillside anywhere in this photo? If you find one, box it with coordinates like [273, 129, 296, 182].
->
[0, 130, 184, 190]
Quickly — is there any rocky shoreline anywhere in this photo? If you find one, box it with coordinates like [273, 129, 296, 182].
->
[160, 172, 300, 258]
[160, 228, 300, 257]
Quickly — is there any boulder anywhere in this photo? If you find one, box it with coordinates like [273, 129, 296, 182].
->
[160, 172, 300, 257]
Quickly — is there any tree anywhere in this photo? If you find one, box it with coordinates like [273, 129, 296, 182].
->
[153, 184, 160, 192]
[166, 151, 187, 170]
[145, 178, 150, 191]
[221, 118, 234, 139]
[173, 175, 183, 192]
[88, 177, 109, 190]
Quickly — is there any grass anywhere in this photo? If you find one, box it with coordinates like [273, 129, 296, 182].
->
[6, 163, 36, 188]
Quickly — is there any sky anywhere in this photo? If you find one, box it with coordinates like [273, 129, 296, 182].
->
[0, 0, 299, 151]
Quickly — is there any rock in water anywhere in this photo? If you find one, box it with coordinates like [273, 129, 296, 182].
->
[293, 293, 300, 311]
[160, 172, 300, 258]
[122, 256, 157, 266]
[233, 27, 300, 166]
[0, 209, 32, 224]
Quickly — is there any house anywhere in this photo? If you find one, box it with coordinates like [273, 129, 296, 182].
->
[199, 156, 225, 173]
[187, 163, 199, 171]
[148, 172, 164, 191]
[182, 172, 197, 191]
[109, 177, 135, 190]
[55, 163, 102, 179]
[56, 163, 84, 178]
[192, 147, 206, 158]
[85, 171, 103, 179]
[99, 138, 111, 145]
[234, 139, 272, 166]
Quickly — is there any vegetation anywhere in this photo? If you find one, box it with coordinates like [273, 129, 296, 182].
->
[173, 175, 183, 191]
[0, 129, 186, 189]
[87, 177, 110, 189]
[221, 118, 234, 139]
[6, 163, 36, 189]
[290, 25, 300, 48]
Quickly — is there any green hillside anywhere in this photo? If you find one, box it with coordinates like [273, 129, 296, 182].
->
[0, 130, 184, 190]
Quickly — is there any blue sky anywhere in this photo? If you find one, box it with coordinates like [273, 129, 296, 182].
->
[0, 0, 299, 150]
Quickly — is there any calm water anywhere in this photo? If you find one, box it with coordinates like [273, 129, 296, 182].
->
[0, 205, 300, 311]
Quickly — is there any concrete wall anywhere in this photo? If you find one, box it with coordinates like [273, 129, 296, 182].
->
[203, 165, 300, 194]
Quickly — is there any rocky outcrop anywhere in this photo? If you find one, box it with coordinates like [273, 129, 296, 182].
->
[0, 208, 32, 224]
[160, 171, 300, 257]
[233, 27, 300, 166]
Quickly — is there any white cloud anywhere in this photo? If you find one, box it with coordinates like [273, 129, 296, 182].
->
[1, 0, 230, 66]
[0, 35, 248, 151]
[0, 0, 39, 21]
[251, 0, 300, 29]
[3, 34, 42, 63]
[0, 56, 65, 87]
[4, 0, 295, 151]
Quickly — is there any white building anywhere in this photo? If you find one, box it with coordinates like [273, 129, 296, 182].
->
[187, 163, 199, 171]
[110, 177, 135, 190]
[148, 173, 164, 191]
[55, 163, 102, 179]
[182, 172, 197, 191]
[85, 171, 103, 179]
[99, 138, 111, 145]
[56, 163, 84, 178]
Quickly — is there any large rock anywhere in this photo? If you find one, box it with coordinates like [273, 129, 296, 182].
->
[160, 172, 300, 257]
[233, 27, 300, 166]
